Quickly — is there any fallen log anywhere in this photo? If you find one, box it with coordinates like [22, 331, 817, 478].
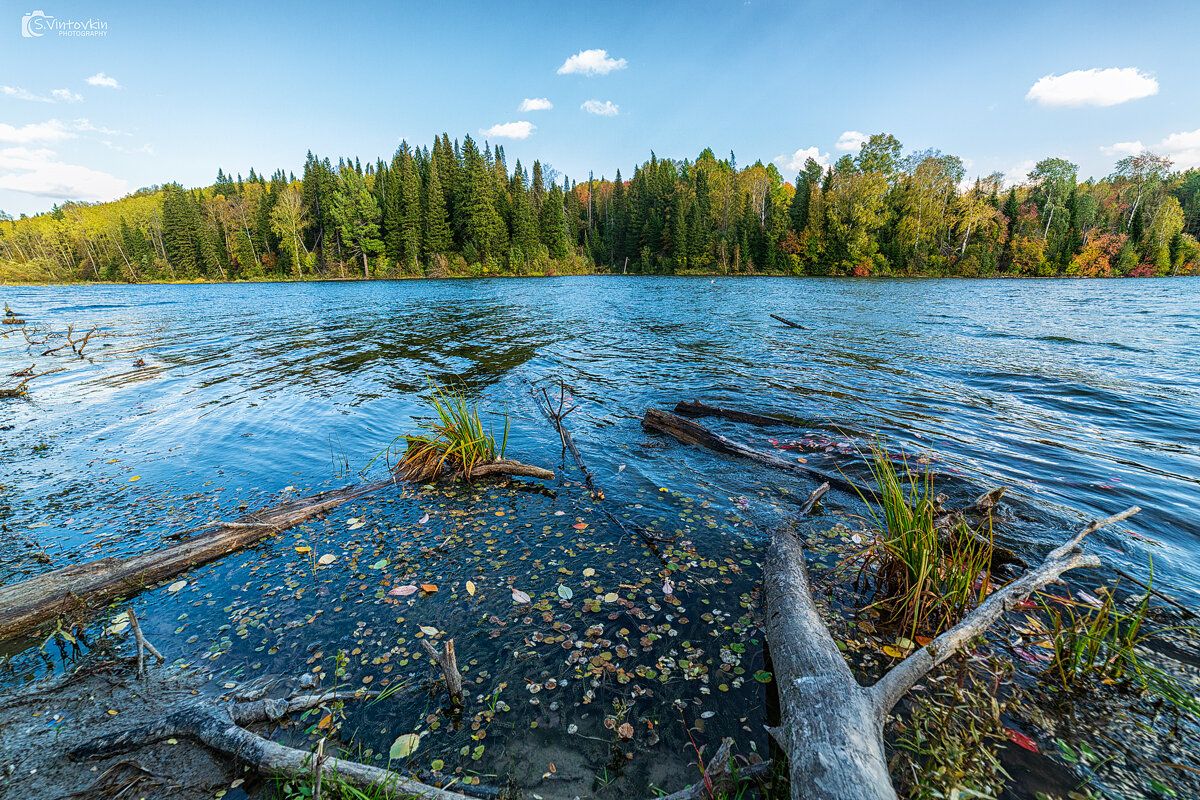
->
[71, 691, 475, 800]
[674, 400, 801, 428]
[934, 487, 1026, 570]
[642, 408, 874, 500]
[764, 506, 1138, 800]
[0, 479, 391, 643]
[451, 459, 553, 482]
[770, 314, 811, 330]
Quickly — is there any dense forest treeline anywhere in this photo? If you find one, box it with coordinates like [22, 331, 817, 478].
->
[3, 132, 1200, 283]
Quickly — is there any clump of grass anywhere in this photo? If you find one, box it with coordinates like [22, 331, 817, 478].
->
[859, 442, 994, 637]
[1038, 566, 1200, 716]
[397, 382, 508, 482]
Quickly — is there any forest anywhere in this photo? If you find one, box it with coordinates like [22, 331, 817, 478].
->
[2, 132, 1200, 283]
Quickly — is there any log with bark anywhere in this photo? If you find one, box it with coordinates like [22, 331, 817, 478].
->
[642, 408, 874, 500]
[764, 506, 1139, 800]
[0, 480, 391, 643]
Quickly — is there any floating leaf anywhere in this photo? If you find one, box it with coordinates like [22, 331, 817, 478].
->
[431, 759, 444, 771]
[389, 585, 418, 596]
[603, 592, 618, 603]
[420, 583, 438, 593]
[295, 546, 312, 554]
[167, 580, 187, 593]
[466, 580, 476, 596]
[1005, 728, 1039, 752]
[317, 554, 337, 566]
[389, 733, 421, 760]
[557, 584, 573, 600]
[663, 579, 674, 595]
[617, 722, 634, 739]
[881, 645, 908, 659]
[348, 521, 366, 530]
[583, 568, 595, 578]
[418, 626, 440, 637]
[129, 476, 141, 482]
[419, 513, 430, 525]
[512, 589, 531, 604]
[573, 523, 588, 530]
[370, 558, 389, 570]
[754, 670, 773, 684]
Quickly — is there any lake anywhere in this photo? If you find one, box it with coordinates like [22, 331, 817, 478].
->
[1, 276, 1198, 798]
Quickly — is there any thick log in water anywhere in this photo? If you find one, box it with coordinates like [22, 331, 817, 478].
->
[673, 400, 801, 428]
[642, 408, 873, 499]
[0, 480, 391, 643]
[764, 506, 1137, 800]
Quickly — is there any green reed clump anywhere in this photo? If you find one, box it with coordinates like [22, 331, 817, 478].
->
[1039, 567, 1200, 716]
[860, 442, 995, 637]
[398, 382, 508, 482]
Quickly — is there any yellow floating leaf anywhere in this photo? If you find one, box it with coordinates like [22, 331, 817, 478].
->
[317, 554, 337, 565]
[419, 626, 440, 636]
[389, 733, 421, 760]
[465, 580, 476, 596]
[295, 546, 312, 554]
[129, 476, 141, 482]
[167, 580, 187, 593]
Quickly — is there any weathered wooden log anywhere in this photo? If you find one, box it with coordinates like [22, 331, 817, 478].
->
[420, 637, 464, 705]
[0, 480, 391, 643]
[770, 314, 811, 330]
[764, 506, 1138, 800]
[642, 408, 874, 500]
[71, 692, 475, 800]
[452, 459, 553, 482]
[674, 400, 801, 428]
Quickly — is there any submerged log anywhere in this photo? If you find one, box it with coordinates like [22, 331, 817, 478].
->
[674, 400, 801, 428]
[0, 479, 391, 643]
[642, 408, 873, 500]
[770, 314, 812, 330]
[764, 506, 1138, 800]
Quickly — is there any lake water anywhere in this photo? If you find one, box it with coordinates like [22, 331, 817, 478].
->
[2, 276, 1198, 798]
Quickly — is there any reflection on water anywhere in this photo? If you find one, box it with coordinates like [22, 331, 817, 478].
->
[2, 276, 1199, 797]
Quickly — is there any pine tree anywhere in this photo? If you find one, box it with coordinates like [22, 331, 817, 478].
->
[423, 155, 452, 260]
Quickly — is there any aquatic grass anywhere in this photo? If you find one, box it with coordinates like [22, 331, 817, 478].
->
[856, 441, 995, 637]
[398, 382, 509, 482]
[1038, 564, 1200, 717]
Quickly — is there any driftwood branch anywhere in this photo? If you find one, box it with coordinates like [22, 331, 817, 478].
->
[764, 506, 1139, 800]
[126, 608, 164, 679]
[770, 313, 812, 330]
[0, 366, 64, 398]
[799, 482, 829, 515]
[870, 506, 1139, 715]
[452, 459, 553, 482]
[71, 693, 475, 800]
[652, 738, 773, 800]
[0, 480, 391, 643]
[420, 638, 464, 705]
[642, 408, 874, 500]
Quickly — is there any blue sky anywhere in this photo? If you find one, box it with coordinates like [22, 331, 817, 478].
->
[1, 0, 1198, 216]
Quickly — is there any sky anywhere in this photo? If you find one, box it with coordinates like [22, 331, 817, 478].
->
[1, 0, 1199, 217]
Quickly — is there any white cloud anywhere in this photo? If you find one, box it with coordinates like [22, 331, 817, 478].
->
[74, 118, 129, 136]
[102, 141, 154, 155]
[773, 146, 830, 173]
[2, 86, 82, 103]
[1025, 67, 1157, 107]
[0, 120, 75, 144]
[835, 130, 867, 152]
[557, 49, 627, 76]
[581, 99, 619, 116]
[481, 121, 535, 139]
[0, 146, 128, 201]
[1102, 128, 1200, 169]
[519, 97, 553, 111]
[1004, 159, 1037, 187]
[1100, 140, 1144, 157]
[85, 72, 121, 89]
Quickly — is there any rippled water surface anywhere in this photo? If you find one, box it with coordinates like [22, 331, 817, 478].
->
[2, 276, 1198, 798]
